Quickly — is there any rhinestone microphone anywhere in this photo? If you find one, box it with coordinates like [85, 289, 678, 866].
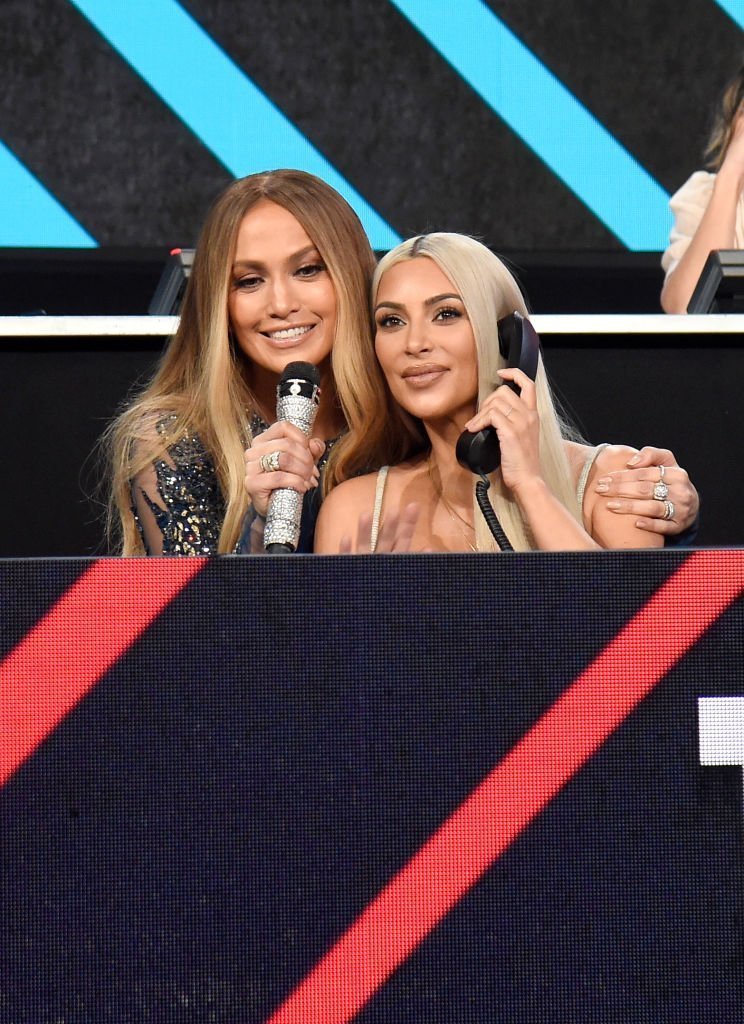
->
[264, 361, 321, 553]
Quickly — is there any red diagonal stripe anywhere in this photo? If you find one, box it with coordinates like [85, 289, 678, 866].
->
[0, 558, 205, 787]
[267, 550, 744, 1023]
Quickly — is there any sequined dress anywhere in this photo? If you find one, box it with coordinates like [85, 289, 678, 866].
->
[130, 415, 334, 556]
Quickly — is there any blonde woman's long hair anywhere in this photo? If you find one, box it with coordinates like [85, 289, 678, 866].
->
[705, 64, 744, 170]
[105, 169, 376, 554]
[327, 232, 582, 552]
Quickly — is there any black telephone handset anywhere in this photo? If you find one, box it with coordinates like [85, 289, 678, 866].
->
[455, 310, 540, 475]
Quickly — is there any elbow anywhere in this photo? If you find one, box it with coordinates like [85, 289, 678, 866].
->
[660, 280, 689, 315]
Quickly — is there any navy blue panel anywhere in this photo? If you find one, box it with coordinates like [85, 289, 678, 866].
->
[1, 553, 742, 1021]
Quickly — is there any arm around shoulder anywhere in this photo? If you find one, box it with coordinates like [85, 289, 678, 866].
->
[583, 446, 664, 549]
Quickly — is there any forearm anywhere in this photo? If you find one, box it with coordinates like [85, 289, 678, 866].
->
[512, 478, 600, 551]
[662, 167, 744, 313]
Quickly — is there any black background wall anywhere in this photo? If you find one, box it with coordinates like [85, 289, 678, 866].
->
[1, 0, 742, 251]
[0, 326, 739, 556]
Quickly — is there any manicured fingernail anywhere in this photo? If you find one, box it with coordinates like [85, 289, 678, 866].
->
[628, 454, 640, 465]
[606, 501, 621, 510]
[596, 483, 609, 493]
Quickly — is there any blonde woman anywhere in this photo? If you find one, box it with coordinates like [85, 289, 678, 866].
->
[661, 65, 744, 313]
[105, 169, 375, 554]
[316, 233, 679, 553]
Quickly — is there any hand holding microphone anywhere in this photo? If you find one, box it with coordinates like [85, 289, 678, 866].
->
[261, 362, 321, 553]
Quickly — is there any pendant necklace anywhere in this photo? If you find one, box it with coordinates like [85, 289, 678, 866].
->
[427, 454, 478, 553]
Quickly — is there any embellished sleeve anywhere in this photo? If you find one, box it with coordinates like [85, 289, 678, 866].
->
[130, 433, 226, 556]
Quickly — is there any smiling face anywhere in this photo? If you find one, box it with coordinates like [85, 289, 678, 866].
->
[228, 200, 338, 381]
[373, 257, 479, 428]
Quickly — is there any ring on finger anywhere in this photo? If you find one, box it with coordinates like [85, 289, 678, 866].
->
[504, 406, 514, 420]
[658, 464, 666, 482]
[662, 500, 675, 521]
[653, 481, 669, 501]
[259, 451, 281, 473]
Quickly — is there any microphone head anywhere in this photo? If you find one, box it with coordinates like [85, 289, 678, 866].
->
[280, 361, 321, 387]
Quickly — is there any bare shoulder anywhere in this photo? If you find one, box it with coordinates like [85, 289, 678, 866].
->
[564, 441, 637, 488]
[322, 472, 380, 512]
[314, 471, 381, 552]
[591, 444, 639, 480]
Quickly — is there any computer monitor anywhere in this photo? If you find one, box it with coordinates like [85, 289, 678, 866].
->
[687, 249, 744, 313]
[148, 248, 194, 315]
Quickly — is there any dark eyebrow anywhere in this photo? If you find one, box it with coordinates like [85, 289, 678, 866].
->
[374, 292, 462, 313]
[424, 292, 462, 307]
[232, 244, 321, 273]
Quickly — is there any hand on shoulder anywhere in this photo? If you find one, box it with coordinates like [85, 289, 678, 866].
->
[577, 444, 671, 547]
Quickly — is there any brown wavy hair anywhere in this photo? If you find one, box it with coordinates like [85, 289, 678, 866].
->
[104, 169, 376, 554]
[704, 64, 744, 170]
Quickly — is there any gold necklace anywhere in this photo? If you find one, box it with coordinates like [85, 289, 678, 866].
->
[427, 455, 478, 553]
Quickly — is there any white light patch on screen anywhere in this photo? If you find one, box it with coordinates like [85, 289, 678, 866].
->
[699, 696, 744, 764]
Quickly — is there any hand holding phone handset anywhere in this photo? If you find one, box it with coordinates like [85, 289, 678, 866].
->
[455, 311, 541, 550]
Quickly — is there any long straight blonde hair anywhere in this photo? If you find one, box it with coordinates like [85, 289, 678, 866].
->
[105, 170, 376, 554]
[327, 232, 582, 551]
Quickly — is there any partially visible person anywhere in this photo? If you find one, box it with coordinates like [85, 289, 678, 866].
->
[104, 169, 375, 554]
[661, 64, 744, 313]
[316, 233, 691, 553]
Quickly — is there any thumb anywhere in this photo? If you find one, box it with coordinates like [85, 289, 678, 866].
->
[309, 436, 327, 462]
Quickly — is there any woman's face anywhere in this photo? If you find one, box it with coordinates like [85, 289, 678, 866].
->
[228, 200, 337, 377]
[373, 257, 479, 427]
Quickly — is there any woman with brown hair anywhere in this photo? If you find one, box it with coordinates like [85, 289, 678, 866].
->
[661, 64, 744, 313]
[105, 169, 375, 554]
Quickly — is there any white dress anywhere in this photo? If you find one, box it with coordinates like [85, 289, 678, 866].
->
[661, 170, 744, 280]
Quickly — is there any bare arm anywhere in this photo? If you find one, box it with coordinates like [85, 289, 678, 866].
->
[661, 114, 744, 314]
[465, 373, 662, 550]
[464, 370, 599, 549]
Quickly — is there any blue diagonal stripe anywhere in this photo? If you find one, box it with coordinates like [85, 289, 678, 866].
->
[0, 140, 96, 247]
[67, 0, 399, 250]
[390, 0, 672, 250]
[714, 0, 744, 28]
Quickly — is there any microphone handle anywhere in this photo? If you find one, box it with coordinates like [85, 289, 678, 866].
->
[264, 486, 304, 553]
[264, 377, 320, 552]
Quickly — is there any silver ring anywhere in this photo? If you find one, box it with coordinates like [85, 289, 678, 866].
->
[658, 465, 666, 482]
[662, 500, 675, 521]
[653, 481, 669, 501]
[259, 451, 281, 473]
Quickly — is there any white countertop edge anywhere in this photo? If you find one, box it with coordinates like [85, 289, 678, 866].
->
[0, 313, 742, 337]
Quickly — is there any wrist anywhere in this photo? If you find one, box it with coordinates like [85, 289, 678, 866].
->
[510, 474, 549, 505]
